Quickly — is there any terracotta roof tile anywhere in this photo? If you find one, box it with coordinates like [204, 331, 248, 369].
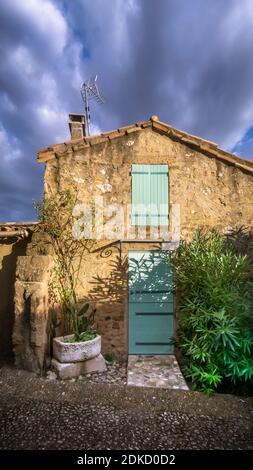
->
[152, 121, 171, 134]
[0, 222, 38, 238]
[126, 127, 142, 135]
[116, 124, 138, 132]
[140, 121, 152, 128]
[88, 136, 109, 146]
[107, 130, 126, 140]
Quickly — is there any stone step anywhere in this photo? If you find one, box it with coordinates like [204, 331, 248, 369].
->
[127, 355, 189, 390]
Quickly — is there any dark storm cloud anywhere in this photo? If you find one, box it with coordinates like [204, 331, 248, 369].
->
[0, 0, 79, 220]
[66, 0, 253, 148]
[0, 0, 253, 221]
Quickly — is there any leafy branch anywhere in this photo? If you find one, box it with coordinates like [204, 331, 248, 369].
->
[34, 189, 97, 341]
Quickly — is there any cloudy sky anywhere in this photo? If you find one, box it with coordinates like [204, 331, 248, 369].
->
[1, 0, 253, 221]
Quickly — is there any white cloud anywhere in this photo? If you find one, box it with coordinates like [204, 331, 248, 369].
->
[90, 123, 101, 135]
[0, 126, 22, 162]
[6, 0, 68, 55]
[222, 0, 253, 46]
[223, 96, 253, 151]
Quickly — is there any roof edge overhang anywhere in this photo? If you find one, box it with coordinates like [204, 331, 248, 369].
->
[37, 116, 253, 175]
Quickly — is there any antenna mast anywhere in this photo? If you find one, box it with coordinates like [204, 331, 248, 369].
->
[80, 75, 104, 136]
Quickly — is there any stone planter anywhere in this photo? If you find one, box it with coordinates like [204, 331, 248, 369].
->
[53, 334, 101, 363]
[51, 354, 107, 380]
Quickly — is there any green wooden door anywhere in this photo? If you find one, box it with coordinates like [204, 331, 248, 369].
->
[128, 251, 174, 354]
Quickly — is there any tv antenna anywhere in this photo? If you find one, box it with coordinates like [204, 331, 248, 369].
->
[80, 75, 104, 136]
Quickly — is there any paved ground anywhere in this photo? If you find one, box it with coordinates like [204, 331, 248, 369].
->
[127, 355, 189, 390]
[0, 366, 252, 450]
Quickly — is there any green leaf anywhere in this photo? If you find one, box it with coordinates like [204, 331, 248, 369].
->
[78, 303, 89, 316]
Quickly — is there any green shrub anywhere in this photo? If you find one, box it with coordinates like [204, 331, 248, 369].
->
[172, 229, 253, 395]
[104, 352, 116, 364]
[66, 330, 97, 343]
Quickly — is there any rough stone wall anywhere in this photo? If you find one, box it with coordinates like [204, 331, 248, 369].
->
[44, 129, 253, 239]
[12, 232, 54, 372]
[41, 128, 253, 358]
[85, 247, 127, 358]
[0, 238, 28, 362]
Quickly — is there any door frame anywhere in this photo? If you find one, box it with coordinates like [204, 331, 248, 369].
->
[127, 249, 175, 355]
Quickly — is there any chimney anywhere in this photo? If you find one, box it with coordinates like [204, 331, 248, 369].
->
[68, 113, 86, 139]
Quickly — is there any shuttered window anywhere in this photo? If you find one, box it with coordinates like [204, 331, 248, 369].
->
[131, 164, 169, 226]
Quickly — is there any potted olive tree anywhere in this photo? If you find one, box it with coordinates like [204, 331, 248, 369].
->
[35, 189, 104, 372]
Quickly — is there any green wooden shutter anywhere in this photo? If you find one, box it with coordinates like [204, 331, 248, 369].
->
[132, 164, 150, 226]
[150, 165, 169, 226]
[132, 164, 169, 226]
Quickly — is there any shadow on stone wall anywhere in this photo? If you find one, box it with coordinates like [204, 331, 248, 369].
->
[88, 248, 128, 357]
[89, 254, 128, 303]
[225, 226, 253, 280]
[0, 238, 29, 363]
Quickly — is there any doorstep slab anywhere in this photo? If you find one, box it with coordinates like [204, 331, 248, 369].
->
[127, 355, 189, 390]
[52, 354, 107, 380]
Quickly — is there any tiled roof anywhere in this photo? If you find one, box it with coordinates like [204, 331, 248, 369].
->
[0, 222, 37, 238]
[37, 115, 253, 174]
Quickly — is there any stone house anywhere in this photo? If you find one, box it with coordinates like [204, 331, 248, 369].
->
[1, 114, 253, 372]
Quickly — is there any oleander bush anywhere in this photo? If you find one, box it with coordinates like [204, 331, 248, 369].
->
[172, 229, 253, 395]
